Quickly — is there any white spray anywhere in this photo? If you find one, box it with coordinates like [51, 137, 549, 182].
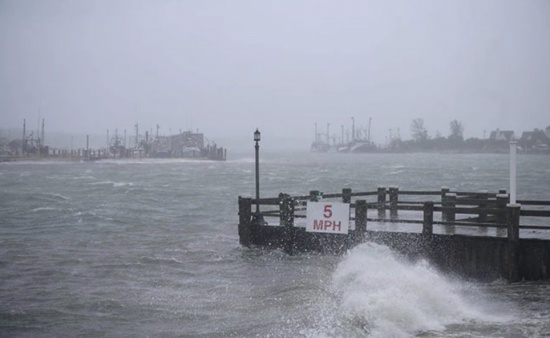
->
[305, 242, 509, 338]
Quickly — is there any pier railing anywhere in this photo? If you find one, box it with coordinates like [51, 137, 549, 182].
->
[238, 187, 550, 281]
[241, 187, 550, 236]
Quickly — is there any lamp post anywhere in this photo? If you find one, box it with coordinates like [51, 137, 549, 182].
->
[254, 129, 261, 214]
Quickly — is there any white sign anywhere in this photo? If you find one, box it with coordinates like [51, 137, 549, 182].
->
[306, 202, 350, 234]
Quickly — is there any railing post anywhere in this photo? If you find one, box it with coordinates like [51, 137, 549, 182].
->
[342, 188, 352, 204]
[238, 196, 253, 246]
[280, 193, 295, 255]
[441, 186, 450, 221]
[278, 192, 286, 224]
[377, 186, 386, 219]
[355, 200, 367, 241]
[308, 190, 321, 251]
[506, 203, 521, 281]
[389, 186, 399, 220]
[422, 201, 434, 236]
[441, 186, 450, 196]
[309, 190, 320, 202]
[444, 193, 456, 234]
[478, 190, 488, 223]
[447, 193, 456, 223]
[476, 190, 489, 235]
[496, 193, 509, 237]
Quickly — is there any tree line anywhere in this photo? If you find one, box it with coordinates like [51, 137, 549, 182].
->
[387, 118, 507, 153]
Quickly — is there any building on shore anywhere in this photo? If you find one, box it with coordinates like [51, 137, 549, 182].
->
[148, 131, 226, 160]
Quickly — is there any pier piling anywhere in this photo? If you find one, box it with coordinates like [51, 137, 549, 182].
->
[309, 190, 320, 202]
[280, 193, 294, 255]
[478, 190, 489, 224]
[342, 188, 352, 204]
[496, 193, 509, 237]
[238, 197, 253, 247]
[389, 186, 399, 219]
[355, 199, 367, 240]
[507, 203, 521, 281]
[377, 186, 386, 219]
[445, 193, 457, 234]
[422, 201, 434, 236]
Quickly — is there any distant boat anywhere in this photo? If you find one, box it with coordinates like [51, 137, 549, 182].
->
[310, 141, 331, 153]
[334, 140, 378, 153]
[347, 140, 377, 153]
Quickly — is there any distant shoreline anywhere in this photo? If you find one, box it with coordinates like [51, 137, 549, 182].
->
[0, 155, 227, 163]
[2, 150, 549, 164]
[0, 156, 82, 163]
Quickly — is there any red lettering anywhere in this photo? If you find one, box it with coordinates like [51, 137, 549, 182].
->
[311, 217, 345, 232]
[323, 205, 333, 218]
[313, 219, 323, 230]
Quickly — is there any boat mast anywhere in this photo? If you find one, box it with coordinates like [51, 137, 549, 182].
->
[351, 117, 355, 142]
[314, 122, 318, 142]
[22, 119, 26, 154]
[41, 119, 45, 147]
[368, 117, 372, 142]
[135, 123, 139, 148]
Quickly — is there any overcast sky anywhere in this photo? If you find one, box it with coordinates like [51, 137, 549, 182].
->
[1, 0, 549, 150]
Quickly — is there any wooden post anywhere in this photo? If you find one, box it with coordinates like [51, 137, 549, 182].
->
[309, 190, 320, 202]
[506, 203, 521, 281]
[441, 186, 450, 221]
[478, 190, 488, 223]
[238, 197, 253, 246]
[441, 186, 450, 198]
[355, 200, 367, 241]
[280, 193, 295, 255]
[496, 193, 509, 237]
[447, 193, 456, 223]
[308, 190, 321, 251]
[506, 203, 521, 242]
[377, 186, 386, 219]
[444, 193, 456, 234]
[279, 192, 286, 226]
[342, 188, 352, 203]
[389, 186, 399, 220]
[422, 201, 434, 236]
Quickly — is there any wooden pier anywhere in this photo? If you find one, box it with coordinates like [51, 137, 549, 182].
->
[238, 187, 550, 282]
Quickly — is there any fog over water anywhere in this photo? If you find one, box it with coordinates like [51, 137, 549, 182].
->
[1, 0, 549, 151]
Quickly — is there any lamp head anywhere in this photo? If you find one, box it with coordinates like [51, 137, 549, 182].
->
[254, 129, 261, 142]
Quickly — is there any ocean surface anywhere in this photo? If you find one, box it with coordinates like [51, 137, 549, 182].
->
[1, 151, 549, 337]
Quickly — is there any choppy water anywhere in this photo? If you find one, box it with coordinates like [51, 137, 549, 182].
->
[1, 152, 549, 337]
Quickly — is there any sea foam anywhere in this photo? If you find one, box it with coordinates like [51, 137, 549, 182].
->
[315, 242, 507, 337]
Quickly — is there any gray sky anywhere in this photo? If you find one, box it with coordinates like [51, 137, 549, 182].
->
[1, 0, 549, 150]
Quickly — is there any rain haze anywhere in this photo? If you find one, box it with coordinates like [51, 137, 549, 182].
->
[1, 0, 549, 151]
